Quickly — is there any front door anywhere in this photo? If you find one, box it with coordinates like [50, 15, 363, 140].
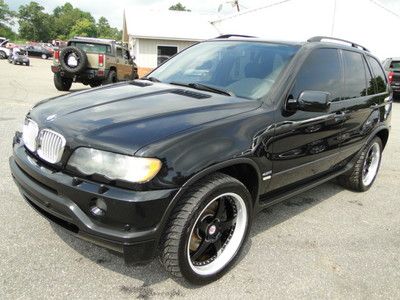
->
[268, 48, 347, 191]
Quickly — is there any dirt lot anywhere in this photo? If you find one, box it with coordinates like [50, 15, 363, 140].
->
[1, 58, 399, 299]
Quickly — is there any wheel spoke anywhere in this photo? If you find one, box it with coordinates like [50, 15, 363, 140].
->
[214, 238, 222, 254]
[220, 215, 237, 232]
[191, 239, 211, 261]
[215, 197, 226, 219]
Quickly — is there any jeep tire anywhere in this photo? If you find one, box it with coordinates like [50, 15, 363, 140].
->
[104, 70, 117, 85]
[59, 46, 88, 74]
[54, 73, 73, 91]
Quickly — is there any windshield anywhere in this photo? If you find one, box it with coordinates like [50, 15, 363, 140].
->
[69, 42, 111, 54]
[149, 41, 299, 100]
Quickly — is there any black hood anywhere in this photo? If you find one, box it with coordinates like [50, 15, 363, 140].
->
[29, 81, 261, 155]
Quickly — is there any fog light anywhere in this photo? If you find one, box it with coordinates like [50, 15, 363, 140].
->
[89, 198, 107, 217]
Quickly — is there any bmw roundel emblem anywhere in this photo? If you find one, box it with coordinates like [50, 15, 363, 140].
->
[46, 114, 57, 122]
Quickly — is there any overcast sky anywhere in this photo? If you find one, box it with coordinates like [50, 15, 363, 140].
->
[6, 0, 400, 28]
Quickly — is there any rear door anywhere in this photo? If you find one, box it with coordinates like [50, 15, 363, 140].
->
[333, 50, 378, 164]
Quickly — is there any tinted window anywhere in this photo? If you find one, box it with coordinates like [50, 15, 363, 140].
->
[70, 42, 111, 54]
[291, 49, 342, 101]
[342, 51, 367, 99]
[367, 56, 387, 93]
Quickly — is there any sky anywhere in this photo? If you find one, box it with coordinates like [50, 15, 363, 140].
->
[6, 0, 400, 29]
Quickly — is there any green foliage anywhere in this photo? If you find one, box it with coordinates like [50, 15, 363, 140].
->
[2, 1, 121, 42]
[18, 2, 54, 41]
[169, 2, 191, 11]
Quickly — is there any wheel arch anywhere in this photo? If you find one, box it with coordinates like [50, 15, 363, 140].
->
[375, 128, 389, 149]
[156, 158, 261, 243]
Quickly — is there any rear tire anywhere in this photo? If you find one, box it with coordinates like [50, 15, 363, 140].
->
[54, 73, 72, 91]
[89, 81, 101, 88]
[41, 54, 48, 59]
[103, 70, 117, 85]
[160, 173, 252, 284]
[0, 51, 6, 59]
[338, 137, 382, 192]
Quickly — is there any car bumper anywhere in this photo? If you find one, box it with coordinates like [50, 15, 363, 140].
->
[51, 65, 108, 80]
[10, 138, 178, 263]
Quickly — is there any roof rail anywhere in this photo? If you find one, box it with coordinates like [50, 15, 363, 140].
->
[307, 36, 369, 52]
[215, 34, 257, 39]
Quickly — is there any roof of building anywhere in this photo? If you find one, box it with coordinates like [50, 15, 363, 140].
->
[126, 10, 219, 41]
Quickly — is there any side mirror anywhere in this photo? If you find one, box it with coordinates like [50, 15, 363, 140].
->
[287, 90, 331, 112]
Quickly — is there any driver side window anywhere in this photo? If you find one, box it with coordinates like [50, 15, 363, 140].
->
[291, 49, 343, 102]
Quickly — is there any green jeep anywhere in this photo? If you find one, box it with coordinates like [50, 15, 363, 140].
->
[51, 37, 138, 91]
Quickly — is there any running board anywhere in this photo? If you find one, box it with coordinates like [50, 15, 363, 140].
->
[257, 166, 351, 212]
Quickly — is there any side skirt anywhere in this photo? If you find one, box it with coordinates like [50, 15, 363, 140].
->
[256, 165, 352, 213]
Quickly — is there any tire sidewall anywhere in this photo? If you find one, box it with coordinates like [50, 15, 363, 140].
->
[59, 46, 87, 74]
[178, 181, 252, 284]
[359, 137, 383, 191]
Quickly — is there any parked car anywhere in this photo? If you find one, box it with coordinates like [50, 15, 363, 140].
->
[382, 57, 400, 100]
[10, 35, 392, 284]
[51, 37, 138, 91]
[0, 39, 11, 59]
[25, 45, 53, 59]
[8, 49, 30, 66]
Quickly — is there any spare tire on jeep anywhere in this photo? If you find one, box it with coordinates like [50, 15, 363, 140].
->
[59, 46, 88, 74]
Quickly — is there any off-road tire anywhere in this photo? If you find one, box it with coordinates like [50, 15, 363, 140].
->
[54, 73, 73, 91]
[159, 172, 252, 284]
[89, 81, 102, 88]
[104, 70, 117, 85]
[59, 46, 88, 74]
[338, 137, 382, 192]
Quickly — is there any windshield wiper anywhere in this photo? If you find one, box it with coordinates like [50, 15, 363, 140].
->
[169, 82, 234, 97]
[141, 76, 161, 82]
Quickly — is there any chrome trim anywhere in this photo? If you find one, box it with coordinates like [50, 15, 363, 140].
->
[37, 129, 66, 164]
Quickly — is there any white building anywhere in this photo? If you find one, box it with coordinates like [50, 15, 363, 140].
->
[211, 0, 400, 60]
[127, 0, 400, 76]
[126, 10, 219, 76]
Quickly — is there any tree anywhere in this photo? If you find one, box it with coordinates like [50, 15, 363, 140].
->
[0, 0, 17, 39]
[169, 2, 191, 11]
[52, 2, 96, 39]
[70, 18, 97, 38]
[96, 16, 121, 40]
[18, 2, 53, 41]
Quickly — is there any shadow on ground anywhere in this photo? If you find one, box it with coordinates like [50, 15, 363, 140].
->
[51, 179, 344, 291]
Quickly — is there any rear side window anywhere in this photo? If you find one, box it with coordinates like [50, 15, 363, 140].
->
[367, 56, 387, 93]
[291, 49, 342, 101]
[389, 60, 400, 69]
[342, 50, 367, 99]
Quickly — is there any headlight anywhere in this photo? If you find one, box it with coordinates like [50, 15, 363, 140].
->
[67, 148, 162, 183]
[22, 118, 39, 152]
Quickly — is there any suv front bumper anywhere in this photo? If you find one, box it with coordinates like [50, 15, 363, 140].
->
[10, 140, 178, 264]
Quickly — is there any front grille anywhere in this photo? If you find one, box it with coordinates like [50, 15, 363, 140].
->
[37, 129, 66, 164]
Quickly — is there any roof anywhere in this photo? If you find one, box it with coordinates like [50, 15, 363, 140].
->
[126, 10, 219, 41]
[71, 37, 116, 44]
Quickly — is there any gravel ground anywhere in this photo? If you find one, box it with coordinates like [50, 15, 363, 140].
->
[0, 58, 399, 299]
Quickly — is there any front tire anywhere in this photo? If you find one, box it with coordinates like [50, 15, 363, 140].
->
[338, 137, 383, 192]
[41, 54, 48, 59]
[160, 173, 252, 284]
[53, 73, 72, 91]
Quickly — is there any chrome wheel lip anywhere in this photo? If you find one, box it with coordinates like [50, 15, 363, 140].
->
[187, 192, 248, 276]
[362, 142, 381, 186]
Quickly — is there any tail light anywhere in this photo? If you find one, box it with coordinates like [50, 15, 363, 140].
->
[54, 50, 60, 62]
[98, 54, 104, 67]
[388, 71, 394, 84]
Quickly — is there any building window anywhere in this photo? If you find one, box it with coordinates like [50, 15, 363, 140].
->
[157, 46, 178, 66]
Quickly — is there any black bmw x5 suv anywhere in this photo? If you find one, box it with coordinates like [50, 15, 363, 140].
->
[10, 35, 392, 284]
